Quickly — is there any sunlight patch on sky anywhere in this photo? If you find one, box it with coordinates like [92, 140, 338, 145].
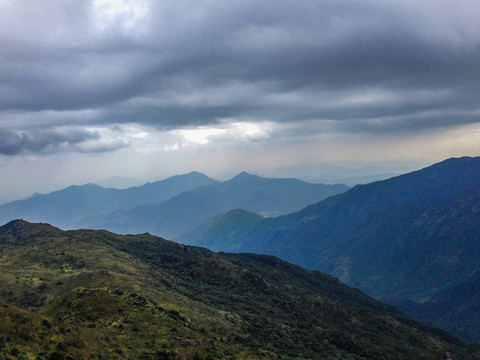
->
[229, 122, 271, 142]
[92, 0, 150, 34]
[175, 127, 227, 146]
[166, 121, 272, 149]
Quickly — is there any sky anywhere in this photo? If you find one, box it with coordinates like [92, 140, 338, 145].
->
[1, 0, 480, 202]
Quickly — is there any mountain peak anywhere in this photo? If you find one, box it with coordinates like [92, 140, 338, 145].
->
[225, 208, 263, 217]
[2, 218, 31, 229]
[0, 219, 60, 241]
[186, 171, 207, 176]
[237, 171, 253, 177]
[231, 171, 262, 181]
[145, 171, 217, 187]
[65, 183, 102, 191]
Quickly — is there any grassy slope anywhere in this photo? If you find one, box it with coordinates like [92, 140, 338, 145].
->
[0, 220, 478, 360]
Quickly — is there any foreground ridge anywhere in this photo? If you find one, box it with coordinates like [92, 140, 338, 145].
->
[0, 220, 478, 359]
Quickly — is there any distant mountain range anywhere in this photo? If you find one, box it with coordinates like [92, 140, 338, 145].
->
[0, 171, 349, 238]
[261, 160, 431, 186]
[94, 175, 145, 189]
[0, 171, 217, 228]
[180, 156, 480, 342]
[263, 163, 397, 185]
[0, 219, 476, 360]
[75, 172, 349, 238]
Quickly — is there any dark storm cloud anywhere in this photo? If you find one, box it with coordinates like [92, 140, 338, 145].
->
[1, 0, 480, 152]
[0, 127, 103, 155]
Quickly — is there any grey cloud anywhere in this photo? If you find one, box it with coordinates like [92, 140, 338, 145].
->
[1, 0, 480, 143]
[0, 127, 119, 155]
[341, 112, 480, 135]
[73, 138, 129, 153]
[0, 129, 28, 155]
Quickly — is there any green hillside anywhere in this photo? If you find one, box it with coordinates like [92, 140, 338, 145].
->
[0, 220, 478, 360]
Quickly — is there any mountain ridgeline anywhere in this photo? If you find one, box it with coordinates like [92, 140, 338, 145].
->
[0, 172, 218, 228]
[180, 156, 480, 342]
[0, 171, 348, 239]
[0, 220, 478, 360]
[77, 172, 348, 238]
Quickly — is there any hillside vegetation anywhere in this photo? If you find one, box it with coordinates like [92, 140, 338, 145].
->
[0, 220, 477, 359]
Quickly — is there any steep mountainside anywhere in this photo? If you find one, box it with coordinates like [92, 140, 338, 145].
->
[0, 172, 218, 228]
[181, 157, 480, 341]
[177, 209, 264, 251]
[0, 219, 477, 360]
[76, 173, 349, 238]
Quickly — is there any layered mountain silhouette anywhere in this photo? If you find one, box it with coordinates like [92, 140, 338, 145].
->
[74, 172, 349, 238]
[0, 172, 348, 239]
[0, 219, 476, 359]
[0, 171, 217, 228]
[180, 156, 480, 341]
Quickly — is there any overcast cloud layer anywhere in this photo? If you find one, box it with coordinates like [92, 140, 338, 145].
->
[1, 0, 480, 200]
